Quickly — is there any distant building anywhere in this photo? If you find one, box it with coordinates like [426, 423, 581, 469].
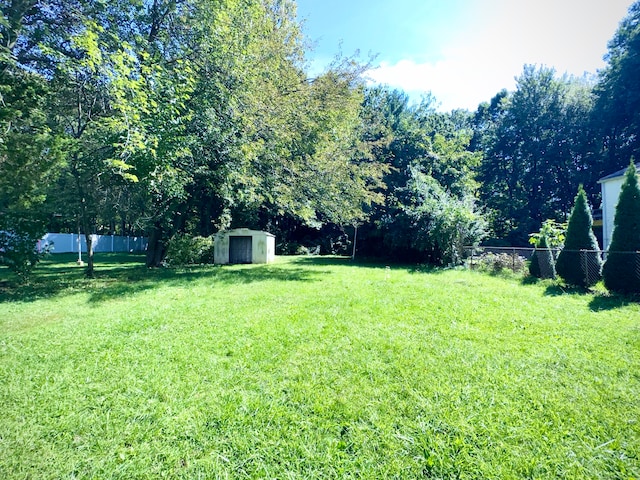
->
[598, 162, 640, 252]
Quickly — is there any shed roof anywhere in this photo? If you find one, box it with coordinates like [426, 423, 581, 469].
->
[598, 162, 640, 183]
[223, 228, 275, 237]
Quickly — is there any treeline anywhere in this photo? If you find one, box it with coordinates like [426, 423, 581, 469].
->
[1, 0, 639, 276]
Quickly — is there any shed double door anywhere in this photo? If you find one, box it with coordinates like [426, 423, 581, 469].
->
[229, 236, 252, 264]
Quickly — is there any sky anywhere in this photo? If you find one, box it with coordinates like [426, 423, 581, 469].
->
[295, 0, 636, 112]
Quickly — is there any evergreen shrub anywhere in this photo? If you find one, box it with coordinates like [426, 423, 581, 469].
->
[555, 186, 602, 287]
[529, 235, 556, 279]
[603, 162, 640, 294]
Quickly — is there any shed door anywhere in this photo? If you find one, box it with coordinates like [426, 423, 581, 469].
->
[229, 236, 252, 264]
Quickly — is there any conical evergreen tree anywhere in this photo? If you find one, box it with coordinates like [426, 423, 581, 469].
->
[529, 235, 556, 279]
[603, 162, 640, 294]
[555, 186, 602, 287]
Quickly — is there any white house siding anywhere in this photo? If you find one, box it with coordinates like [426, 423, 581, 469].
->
[598, 162, 640, 252]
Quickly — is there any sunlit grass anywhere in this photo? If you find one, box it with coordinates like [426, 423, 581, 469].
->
[1, 254, 639, 478]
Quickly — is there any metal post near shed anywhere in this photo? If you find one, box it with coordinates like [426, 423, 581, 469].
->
[352, 224, 358, 260]
[77, 226, 83, 265]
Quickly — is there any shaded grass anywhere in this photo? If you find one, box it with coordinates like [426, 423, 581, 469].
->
[1, 255, 639, 479]
[0, 253, 325, 304]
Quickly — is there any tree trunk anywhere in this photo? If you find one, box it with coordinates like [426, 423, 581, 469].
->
[83, 230, 94, 277]
[146, 223, 165, 267]
[72, 154, 95, 277]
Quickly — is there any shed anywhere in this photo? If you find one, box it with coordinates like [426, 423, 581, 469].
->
[598, 162, 640, 252]
[213, 228, 275, 265]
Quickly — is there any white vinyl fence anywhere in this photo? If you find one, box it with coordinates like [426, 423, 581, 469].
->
[38, 233, 147, 254]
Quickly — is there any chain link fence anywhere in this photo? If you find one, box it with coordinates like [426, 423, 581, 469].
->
[579, 249, 602, 286]
[466, 246, 533, 274]
[465, 245, 640, 284]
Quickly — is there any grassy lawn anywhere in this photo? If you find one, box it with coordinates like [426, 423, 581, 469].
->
[1, 254, 639, 479]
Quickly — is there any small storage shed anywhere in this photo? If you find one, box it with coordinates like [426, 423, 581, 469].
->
[214, 228, 275, 265]
[598, 162, 640, 252]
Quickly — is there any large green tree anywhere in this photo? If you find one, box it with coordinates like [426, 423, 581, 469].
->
[47, 18, 150, 275]
[112, 0, 387, 266]
[0, 68, 62, 276]
[593, 1, 640, 175]
[355, 87, 485, 263]
[0, 1, 64, 276]
[475, 66, 598, 245]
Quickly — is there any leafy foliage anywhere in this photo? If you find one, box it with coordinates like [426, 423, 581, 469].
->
[164, 235, 215, 266]
[473, 252, 527, 274]
[593, 1, 640, 172]
[528, 219, 563, 279]
[0, 65, 62, 277]
[528, 219, 566, 249]
[403, 168, 486, 265]
[357, 88, 485, 264]
[3, 0, 640, 276]
[603, 162, 640, 294]
[475, 67, 599, 245]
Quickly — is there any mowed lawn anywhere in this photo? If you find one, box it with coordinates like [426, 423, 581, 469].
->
[1, 255, 639, 479]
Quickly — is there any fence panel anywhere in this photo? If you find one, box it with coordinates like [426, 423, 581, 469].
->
[465, 245, 640, 283]
[113, 236, 128, 251]
[38, 233, 147, 254]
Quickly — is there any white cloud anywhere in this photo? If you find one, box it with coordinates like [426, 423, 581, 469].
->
[366, 57, 519, 112]
[366, 0, 634, 111]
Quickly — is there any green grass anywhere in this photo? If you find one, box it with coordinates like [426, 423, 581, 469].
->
[1, 254, 639, 479]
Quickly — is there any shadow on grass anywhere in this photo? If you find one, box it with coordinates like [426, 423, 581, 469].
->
[543, 284, 592, 297]
[290, 255, 447, 275]
[0, 254, 327, 304]
[589, 293, 640, 311]
[521, 275, 541, 285]
[540, 281, 639, 311]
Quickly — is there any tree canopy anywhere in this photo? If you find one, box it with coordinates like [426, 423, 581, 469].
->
[3, 0, 640, 275]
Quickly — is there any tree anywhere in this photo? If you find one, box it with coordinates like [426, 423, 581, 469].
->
[476, 66, 598, 245]
[403, 168, 486, 265]
[593, 2, 640, 174]
[555, 186, 602, 287]
[529, 235, 556, 279]
[528, 220, 564, 279]
[0, 2, 64, 277]
[47, 20, 148, 276]
[355, 88, 485, 263]
[0, 69, 62, 277]
[602, 161, 640, 294]
[124, 0, 387, 266]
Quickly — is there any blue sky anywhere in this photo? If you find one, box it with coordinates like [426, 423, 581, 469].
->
[296, 0, 635, 111]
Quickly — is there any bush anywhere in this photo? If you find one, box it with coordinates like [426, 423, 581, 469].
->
[402, 168, 487, 266]
[555, 186, 602, 287]
[0, 217, 48, 280]
[164, 235, 215, 266]
[474, 252, 526, 274]
[529, 236, 556, 279]
[603, 162, 640, 294]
